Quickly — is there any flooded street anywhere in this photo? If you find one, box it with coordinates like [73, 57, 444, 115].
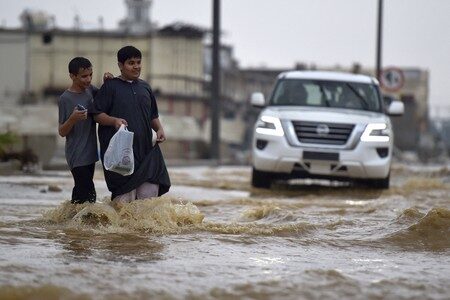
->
[0, 164, 449, 299]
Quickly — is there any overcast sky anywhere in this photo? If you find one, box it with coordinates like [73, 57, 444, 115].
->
[1, 0, 449, 110]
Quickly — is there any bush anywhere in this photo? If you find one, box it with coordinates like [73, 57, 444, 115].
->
[0, 132, 18, 155]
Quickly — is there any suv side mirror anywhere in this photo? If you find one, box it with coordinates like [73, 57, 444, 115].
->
[387, 100, 404, 116]
[251, 92, 265, 107]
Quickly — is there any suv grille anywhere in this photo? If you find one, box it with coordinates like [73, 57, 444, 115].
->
[292, 121, 355, 145]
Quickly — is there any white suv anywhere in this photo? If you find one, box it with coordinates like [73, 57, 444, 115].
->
[251, 71, 404, 189]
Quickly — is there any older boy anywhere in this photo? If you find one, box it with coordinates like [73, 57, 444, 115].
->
[92, 45, 170, 204]
[58, 57, 98, 204]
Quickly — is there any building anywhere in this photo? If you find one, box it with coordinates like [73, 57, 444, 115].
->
[119, 0, 155, 34]
[0, 30, 27, 106]
[379, 68, 429, 151]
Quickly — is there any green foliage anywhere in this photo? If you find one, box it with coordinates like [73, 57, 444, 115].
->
[0, 132, 19, 154]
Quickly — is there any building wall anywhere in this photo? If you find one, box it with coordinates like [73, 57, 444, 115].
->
[21, 30, 207, 101]
[151, 35, 204, 97]
[158, 97, 208, 122]
[380, 68, 429, 151]
[0, 31, 27, 105]
[29, 32, 151, 93]
[381, 68, 429, 121]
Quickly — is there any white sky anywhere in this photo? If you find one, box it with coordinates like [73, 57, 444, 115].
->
[1, 0, 449, 109]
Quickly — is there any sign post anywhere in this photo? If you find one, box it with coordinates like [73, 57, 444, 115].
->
[380, 67, 404, 92]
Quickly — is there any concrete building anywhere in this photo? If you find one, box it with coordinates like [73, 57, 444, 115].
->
[379, 68, 429, 151]
[0, 30, 27, 106]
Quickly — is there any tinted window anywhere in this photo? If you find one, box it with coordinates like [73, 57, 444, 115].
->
[270, 79, 381, 112]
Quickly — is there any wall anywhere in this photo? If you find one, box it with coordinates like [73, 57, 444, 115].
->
[0, 31, 27, 105]
[29, 32, 151, 93]
[151, 35, 204, 96]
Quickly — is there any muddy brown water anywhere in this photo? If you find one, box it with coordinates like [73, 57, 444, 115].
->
[0, 164, 449, 299]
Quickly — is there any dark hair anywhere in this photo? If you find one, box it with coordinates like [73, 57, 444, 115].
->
[117, 45, 142, 64]
[68, 57, 92, 75]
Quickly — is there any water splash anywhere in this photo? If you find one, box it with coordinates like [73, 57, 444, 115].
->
[117, 198, 204, 234]
[42, 198, 204, 234]
[395, 207, 425, 224]
[385, 207, 450, 250]
[240, 205, 283, 221]
[72, 203, 119, 227]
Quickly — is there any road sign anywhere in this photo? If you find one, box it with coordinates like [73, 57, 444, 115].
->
[380, 67, 404, 92]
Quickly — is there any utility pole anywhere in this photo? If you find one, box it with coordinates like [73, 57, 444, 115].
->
[376, 0, 383, 81]
[210, 0, 221, 161]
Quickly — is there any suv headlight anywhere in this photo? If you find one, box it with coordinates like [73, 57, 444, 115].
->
[256, 116, 284, 136]
[361, 123, 390, 142]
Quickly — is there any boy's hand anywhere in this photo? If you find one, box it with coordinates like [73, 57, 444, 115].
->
[103, 72, 114, 82]
[114, 118, 128, 129]
[156, 129, 166, 143]
[69, 107, 87, 122]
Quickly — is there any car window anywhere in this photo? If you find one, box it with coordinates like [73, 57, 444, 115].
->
[304, 84, 322, 105]
[270, 79, 381, 112]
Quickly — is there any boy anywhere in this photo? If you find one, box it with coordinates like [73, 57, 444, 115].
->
[58, 57, 98, 204]
[91, 45, 171, 204]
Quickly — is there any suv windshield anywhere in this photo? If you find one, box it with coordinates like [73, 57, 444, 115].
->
[270, 79, 382, 112]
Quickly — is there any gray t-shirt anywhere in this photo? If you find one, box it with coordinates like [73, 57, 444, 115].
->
[58, 85, 99, 169]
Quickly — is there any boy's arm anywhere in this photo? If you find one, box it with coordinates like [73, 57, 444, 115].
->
[58, 108, 87, 137]
[151, 118, 166, 143]
[94, 113, 127, 129]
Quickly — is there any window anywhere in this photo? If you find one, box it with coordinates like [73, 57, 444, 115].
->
[270, 79, 381, 112]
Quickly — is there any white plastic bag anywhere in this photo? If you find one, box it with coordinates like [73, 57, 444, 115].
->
[104, 125, 134, 176]
[151, 128, 157, 146]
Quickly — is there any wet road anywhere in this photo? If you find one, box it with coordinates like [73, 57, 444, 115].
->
[0, 164, 449, 299]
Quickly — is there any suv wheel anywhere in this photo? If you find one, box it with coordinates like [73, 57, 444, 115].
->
[251, 168, 272, 188]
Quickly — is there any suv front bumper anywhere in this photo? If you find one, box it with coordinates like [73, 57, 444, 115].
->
[252, 132, 391, 179]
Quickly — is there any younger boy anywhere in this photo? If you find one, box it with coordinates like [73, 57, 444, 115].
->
[58, 57, 98, 204]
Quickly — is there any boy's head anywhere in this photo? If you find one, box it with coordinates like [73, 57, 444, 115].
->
[117, 45, 142, 81]
[68, 57, 93, 90]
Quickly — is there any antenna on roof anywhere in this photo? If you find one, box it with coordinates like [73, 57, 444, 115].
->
[98, 16, 104, 31]
[74, 14, 80, 30]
